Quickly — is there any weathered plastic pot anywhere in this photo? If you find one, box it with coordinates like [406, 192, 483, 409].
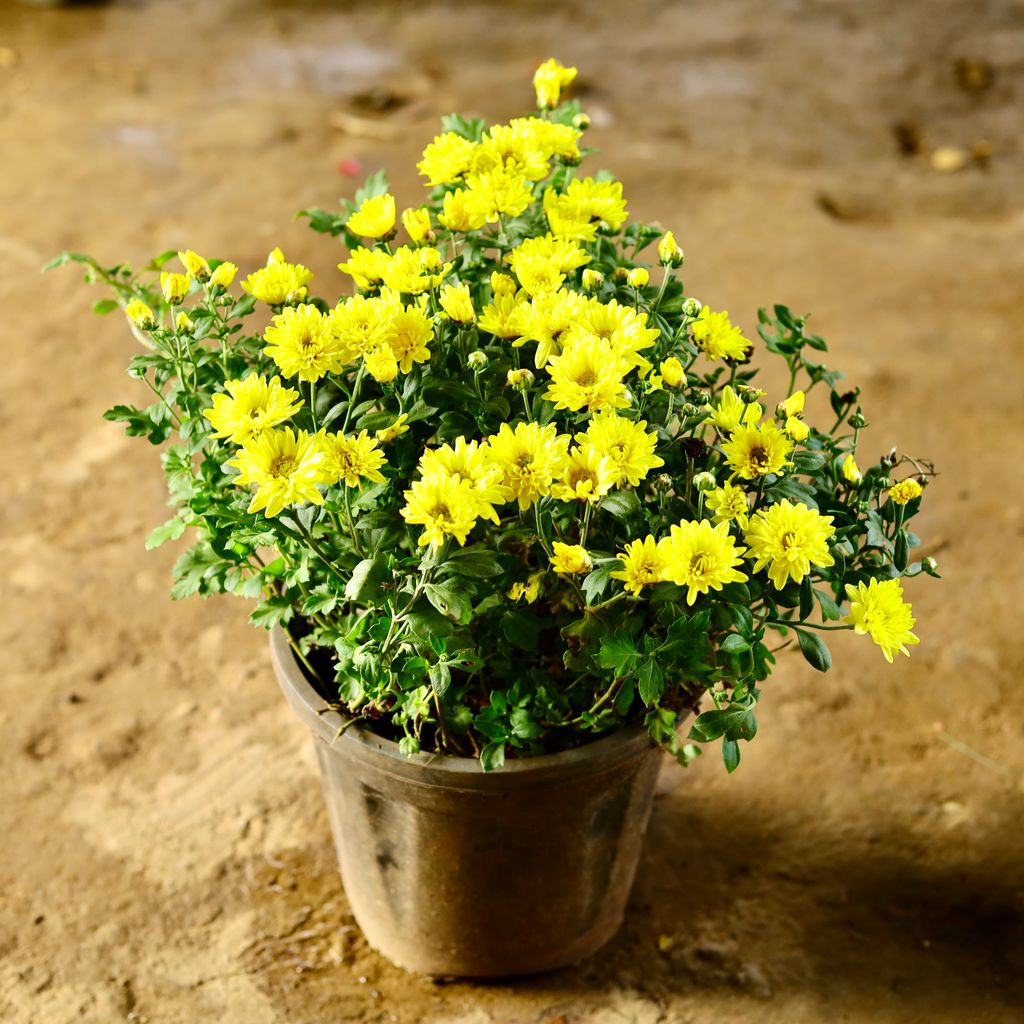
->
[270, 627, 665, 977]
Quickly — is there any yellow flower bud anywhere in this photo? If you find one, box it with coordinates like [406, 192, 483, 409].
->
[581, 268, 604, 291]
[779, 390, 805, 418]
[401, 207, 434, 244]
[468, 350, 489, 371]
[160, 271, 190, 305]
[888, 478, 923, 505]
[841, 454, 862, 483]
[177, 249, 210, 281]
[175, 311, 195, 334]
[507, 368, 534, 390]
[209, 261, 238, 289]
[784, 417, 809, 442]
[439, 282, 475, 323]
[626, 267, 650, 288]
[658, 230, 684, 267]
[659, 356, 685, 389]
[375, 414, 410, 444]
[365, 345, 399, 384]
[124, 299, 155, 329]
[491, 271, 517, 296]
[533, 58, 577, 110]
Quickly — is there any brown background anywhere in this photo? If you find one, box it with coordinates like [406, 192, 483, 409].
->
[2, 1, 1023, 1022]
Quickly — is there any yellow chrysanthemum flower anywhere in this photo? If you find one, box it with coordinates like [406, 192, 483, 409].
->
[841, 454, 862, 483]
[401, 207, 433, 243]
[332, 293, 398, 359]
[659, 357, 685, 389]
[375, 414, 409, 444]
[242, 248, 313, 305]
[378, 245, 451, 295]
[228, 427, 324, 518]
[160, 271, 190, 304]
[387, 306, 433, 372]
[705, 482, 751, 530]
[508, 117, 581, 162]
[550, 542, 592, 575]
[544, 338, 632, 413]
[475, 122, 552, 182]
[346, 193, 397, 238]
[744, 499, 836, 590]
[611, 536, 668, 596]
[365, 345, 399, 384]
[691, 306, 750, 362]
[319, 429, 388, 489]
[338, 246, 389, 290]
[511, 289, 587, 368]
[491, 271, 517, 296]
[845, 577, 920, 663]
[417, 132, 478, 186]
[439, 282, 475, 323]
[511, 234, 590, 275]
[577, 412, 664, 488]
[551, 444, 617, 504]
[533, 58, 577, 109]
[177, 249, 210, 281]
[419, 438, 509, 523]
[209, 261, 238, 289]
[438, 188, 489, 232]
[784, 416, 810, 442]
[125, 299, 155, 328]
[659, 520, 749, 606]
[545, 178, 629, 238]
[889, 479, 923, 505]
[485, 421, 571, 511]
[562, 298, 659, 369]
[705, 385, 762, 434]
[510, 251, 565, 297]
[203, 374, 303, 444]
[478, 291, 528, 340]
[401, 471, 480, 548]
[779, 390, 805, 418]
[264, 304, 351, 382]
[722, 421, 793, 480]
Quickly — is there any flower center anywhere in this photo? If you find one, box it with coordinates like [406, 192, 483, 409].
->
[575, 369, 597, 387]
[269, 455, 297, 478]
[749, 445, 771, 470]
[689, 551, 711, 577]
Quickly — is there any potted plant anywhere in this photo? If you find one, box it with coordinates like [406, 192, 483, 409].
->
[54, 58, 937, 977]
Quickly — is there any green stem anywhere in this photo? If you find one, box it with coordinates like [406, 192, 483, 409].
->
[341, 364, 366, 433]
[343, 486, 365, 557]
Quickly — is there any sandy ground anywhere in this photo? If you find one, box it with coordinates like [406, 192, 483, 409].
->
[2, 1, 1024, 1022]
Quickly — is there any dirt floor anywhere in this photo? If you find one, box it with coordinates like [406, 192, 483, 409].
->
[2, 0, 1024, 1021]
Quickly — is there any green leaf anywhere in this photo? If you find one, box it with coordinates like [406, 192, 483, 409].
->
[301, 585, 339, 617]
[479, 741, 506, 772]
[722, 738, 741, 773]
[814, 588, 843, 621]
[796, 629, 832, 672]
[894, 530, 910, 573]
[689, 703, 758, 743]
[637, 659, 665, 706]
[582, 564, 613, 604]
[354, 168, 390, 205]
[92, 298, 119, 316]
[428, 661, 452, 697]
[405, 604, 454, 639]
[344, 554, 391, 605]
[424, 580, 473, 622]
[799, 575, 814, 620]
[442, 548, 503, 578]
[145, 516, 187, 550]
[249, 595, 295, 630]
[720, 633, 750, 654]
[597, 633, 639, 675]
[600, 490, 642, 519]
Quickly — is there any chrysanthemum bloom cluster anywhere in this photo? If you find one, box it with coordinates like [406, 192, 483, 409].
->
[75, 58, 936, 772]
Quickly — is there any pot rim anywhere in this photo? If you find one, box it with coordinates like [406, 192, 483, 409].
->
[270, 626, 658, 789]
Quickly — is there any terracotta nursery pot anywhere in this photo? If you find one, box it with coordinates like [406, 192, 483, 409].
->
[269, 626, 668, 977]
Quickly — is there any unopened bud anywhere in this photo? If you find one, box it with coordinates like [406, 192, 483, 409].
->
[491, 271, 516, 296]
[125, 299, 155, 329]
[881, 447, 898, 468]
[922, 556, 940, 576]
[658, 231, 684, 268]
[572, 112, 591, 130]
[507, 368, 534, 390]
[681, 297, 702, 318]
[468, 350, 489, 371]
[612, 266, 629, 283]
[626, 267, 649, 288]
[160, 271, 190, 305]
[209, 261, 238, 289]
[581, 268, 604, 291]
[177, 249, 210, 282]
[693, 471, 717, 493]
[175, 311, 194, 334]
[848, 410, 868, 429]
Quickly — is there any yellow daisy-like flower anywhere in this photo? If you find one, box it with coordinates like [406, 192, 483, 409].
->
[544, 338, 632, 413]
[533, 57, 577, 109]
[203, 374, 303, 444]
[744, 499, 836, 590]
[209, 261, 238, 289]
[401, 207, 433, 243]
[659, 357, 685, 389]
[704, 385, 762, 434]
[705, 482, 751, 530]
[264, 304, 351, 382]
[387, 306, 433, 372]
[438, 188, 489, 232]
[577, 412, 664, 488]
[464, 168, 535, 222]
[611, 536, 669, 596]
[364, 345, 399, 384]
[508, 117, 581, 162]
[722, 421, 793, 480]
[160, 271, 190, 304]
[125, 299, 155, 329]
[485, 421, 571, 511]
[550, 542, 592, 575]
[346, 193, 396, 238]
[562, 298, 659, 369]
[889, 478, 923, 505]
[551, 444, 617, 504]
[691, 306, 750, 361]
[242, 248, 313, 305]
[511, 234, 590, 275]
[478, 291, 528, 340]
[841, 454, 862, 483]
[332, 293, 398, 359]
[512, 289, 587, 368]
[510, 251, 565, 297]
[375, 414, 409, 444]
[475, 123, 551, 183]
[417, 132, 478, 186]
[419, 438, 509, 524]
[659, 520, 749, 606]
[544, 178, 629, 241]
[338, 246, 389, 290]
[401, 471, 480, 548]
[228, 427, 324, 518]
[491, 271, 517, 296]
[845, 577, 920, 663]
[439, 282, 476, 323]
[379, 245, 452, 295]
[319, 429, 387, 489]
